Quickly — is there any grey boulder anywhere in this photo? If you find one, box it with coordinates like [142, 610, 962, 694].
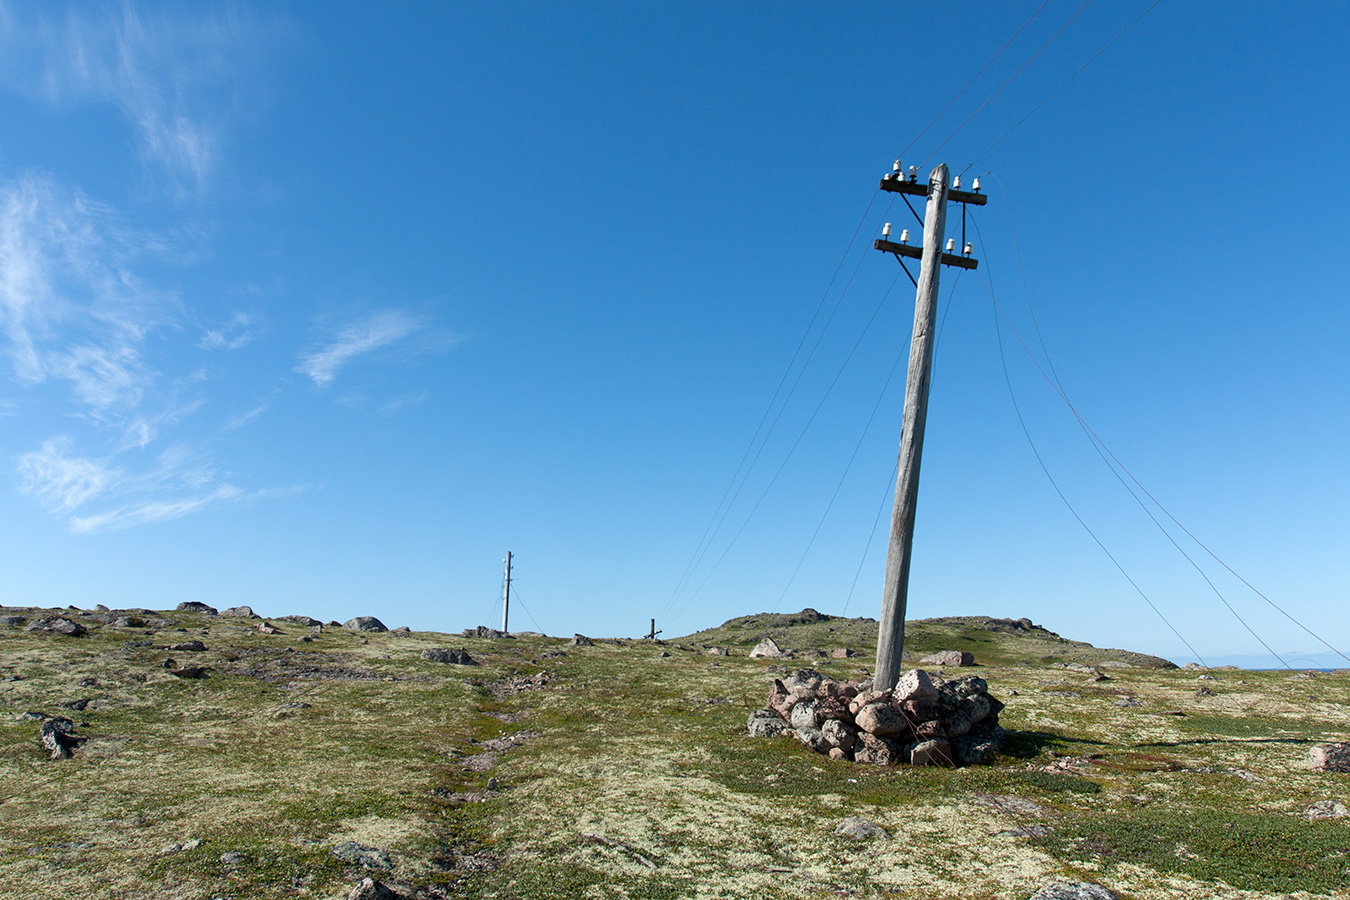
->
[421, 648, 476, 665]
[834, 817, 888, 840]
[343, 616, 388, 633]
[746, 709, 790, 738]
[1028, 884, 1116, 900]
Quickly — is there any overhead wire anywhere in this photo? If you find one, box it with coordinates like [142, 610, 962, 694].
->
[971, 204, 1344, 667]
[962, 0, 1168, 175]
[896, 0, 1054, 162]
[919, 0, 1099, 170]
[666, 265, 910, 628]
[657, 196, 894, 625]
[977, 253, 1207, 665]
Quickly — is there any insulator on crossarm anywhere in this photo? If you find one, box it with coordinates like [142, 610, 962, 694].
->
[908, 165, 917, 182]
[900, 229, 910, 244]
[963, 242, 973, 257]
[945, 238, 955, 253]
[882, 222, 892, 239]
[893, 159, 901, 174]
[952, 175, 962, 190]
[972, 176, 981, 192]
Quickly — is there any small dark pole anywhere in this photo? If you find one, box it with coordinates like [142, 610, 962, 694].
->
[646, 619, 663, 640]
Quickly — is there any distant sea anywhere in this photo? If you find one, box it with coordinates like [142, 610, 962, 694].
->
[1170, 650, 1347, 671]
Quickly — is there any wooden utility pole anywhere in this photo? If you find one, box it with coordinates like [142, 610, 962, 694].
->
[646, 619, 663, 640]
[501, 551, 513, 634]
[871, 162, 984, 691]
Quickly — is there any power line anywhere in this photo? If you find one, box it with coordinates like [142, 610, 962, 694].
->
[920, 0, 1099, 169]
[897, 0, 1054, 160]
[963, 0, 1167, 174]
[665, 265, 909, 628]
[981, 264, 1206, 666]
[658, 196, 893, 624]
[973, 217, 1284, 666]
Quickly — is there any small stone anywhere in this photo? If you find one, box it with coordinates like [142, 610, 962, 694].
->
[257, 622, 282, 634]
[391, 626, 411, 634]
[831, 647, 857, 658]
[568, 633, 594, 646]
[746, 709, 790, 738]
[1195, 686, 1215, 697]
[343, 617, 388, 633]
[347, 877, 401, 900]
[421, 648, 477, 665]
[848, 690, 889, 716]
[794, 726, 829, 753]
[749, 637, 788, 659]
[168, 666, 211, 679]
[910, 738, 953, 767]
[332, 841, 393, 870]
[833, 817, 888, 840]
[1027, 882, 1117, 900]
[658, 650, 670, 658]
[707, 646, 728, 656]
[1306, 800, 1350, 819]
[63, 699, 90, 711]
[167, 641, 207, 652]
[1113, 697, 1139, 708]
[1310, 743, 1350, 772]
[892, 669, 939, 703]
[219, 850, 247, 866]
[39, 716, 86, 759]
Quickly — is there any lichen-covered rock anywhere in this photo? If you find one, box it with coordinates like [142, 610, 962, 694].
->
[167, 641, 207, 652]
[821, 718, 857, 754]
[176, 602, 217, 614]
[854, 703, 910, 737]
[794, 726, 829, 753]
[40, 717, 85, 759]
[747, 709, 790, 738]
[814, 697, 851, 723]
[848, 690, 889, 716]
[892, 669, 939, 703]
[789, 700, 819, 731]
[277, 615, 321, 626]
[1028, 883, 1117, 900]
[220, 605, 256, 617]
[1306, 799, 1350, 819]
[332, 841, 393, 870]
[921, 650, 974, 667]
[1311, 742, 1350, 772]
[420, 648, 476, 665]
[348, 877, 401, 900]
[910, 738, 953, 767]
[854, 732, 906, 765]
[952, 727, 1004, 765]
[25, 616, 86, 637]
[834, 817, 888, 840]
[569, 634, 594, 646]
[749, 637, 788, 658]
[343, 616, 388, 633]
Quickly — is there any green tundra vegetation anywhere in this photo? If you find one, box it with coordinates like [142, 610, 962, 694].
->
[1, 606, 1347, 899]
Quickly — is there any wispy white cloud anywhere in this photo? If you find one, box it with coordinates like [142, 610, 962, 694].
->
[69, 483, 243, 534]
[0, 174, 167, 414]
[199, 311, 258, 350]
[221, 401, 268, 432]
[380, 390, 429, 415]
[0, 3, 265, 193]
[296, 309, 425, 387]
[17, 436, 121, 511]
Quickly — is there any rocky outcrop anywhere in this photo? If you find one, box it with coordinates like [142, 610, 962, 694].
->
[569, 634, 594, 646]
[25, 616, 86, 637]
[462, 626, 512, 639]
[749, 637, 789, 659]
[747, 668, 1005, 767]
[40, 716, 86, 759]
[421, 648, 476, 665]
[920, 650, 974, 667]
[344, 616, 388, 633]
[220, 605, 256, 617]
[1310, 742, 1350, 772]
[176, 602, 217, 614]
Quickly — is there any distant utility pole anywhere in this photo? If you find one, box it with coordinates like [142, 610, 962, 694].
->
[646, 618, 663, 640]
[501, 551, 513, 634]
[871, 161, 985, 691]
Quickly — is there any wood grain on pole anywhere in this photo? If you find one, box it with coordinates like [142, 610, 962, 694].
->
[874, 163, 949, 692]
[502, 551, 512, 634]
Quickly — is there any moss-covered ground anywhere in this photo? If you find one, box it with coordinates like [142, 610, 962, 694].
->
[1, 606, 1347, 899]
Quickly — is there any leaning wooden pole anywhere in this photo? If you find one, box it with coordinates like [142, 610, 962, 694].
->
[874, 163, 949, 691]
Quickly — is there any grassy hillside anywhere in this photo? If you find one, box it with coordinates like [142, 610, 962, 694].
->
[2, 604, 1348, 900]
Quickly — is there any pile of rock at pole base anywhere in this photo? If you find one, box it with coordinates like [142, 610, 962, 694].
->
[747, 667, 1005, 766]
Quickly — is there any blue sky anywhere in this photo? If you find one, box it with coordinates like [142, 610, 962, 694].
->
[1, 2, 1347, 665]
